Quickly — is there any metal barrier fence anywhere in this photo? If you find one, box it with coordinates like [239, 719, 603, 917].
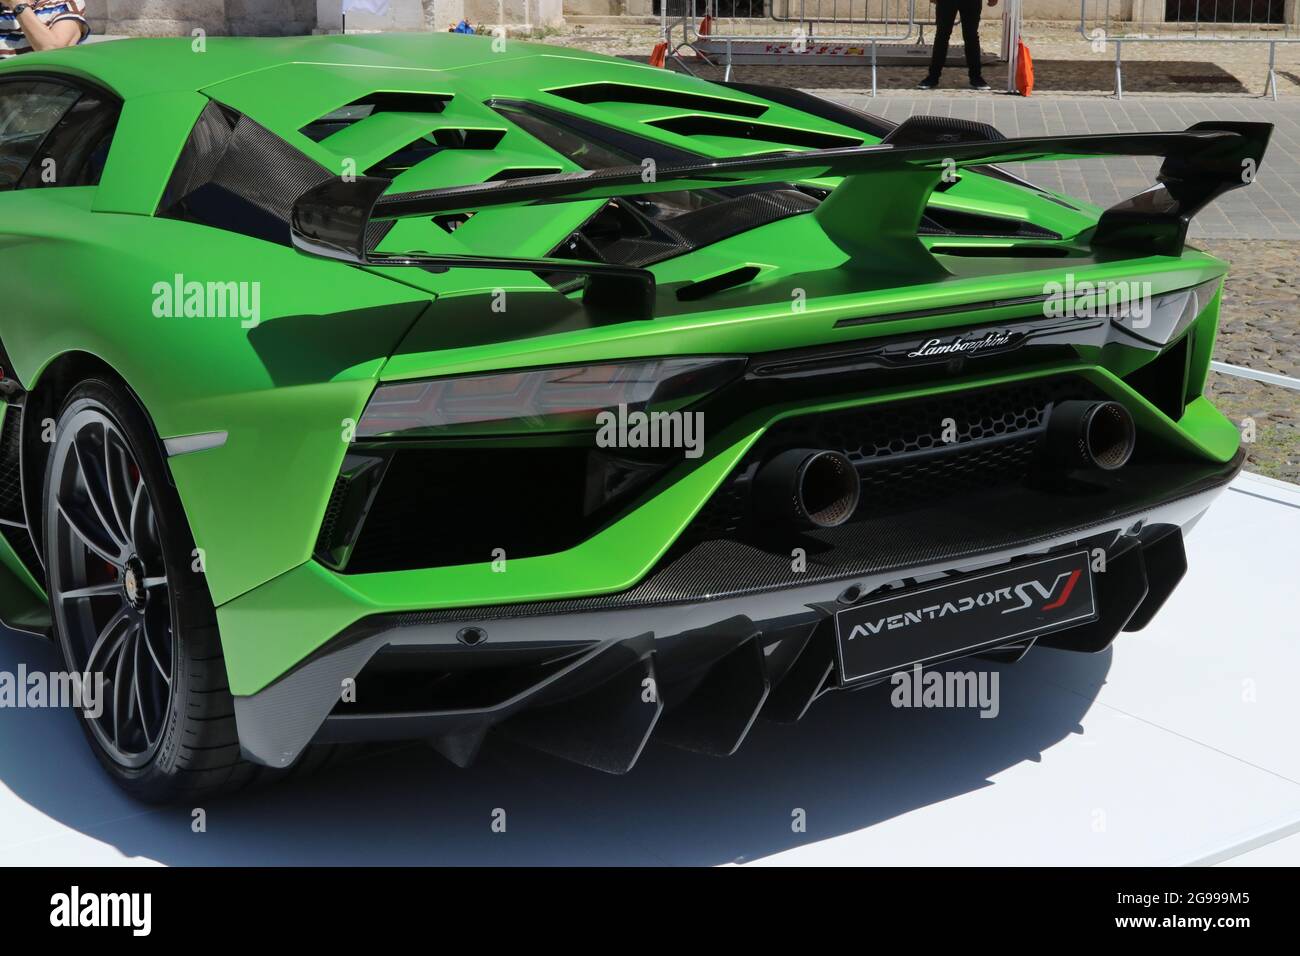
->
[1080, 0, 1300, 98]
[708, 0, 918, 41]
[656, 1, 1299, 98]
[659, 0, 1031, 93]
[1211, 362, 1300, 391]
[667, 1, 919, 90]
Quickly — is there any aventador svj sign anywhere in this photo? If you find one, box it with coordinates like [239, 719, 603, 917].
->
[834, 551, 1097, 683]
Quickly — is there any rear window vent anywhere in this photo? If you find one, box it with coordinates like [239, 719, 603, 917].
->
[486, 166, 562, 181]
[646, 115, 861, 150]
[300, 92, 453, 142]
[433, 212, 475, 233]
[366, 128, 506, 178]
[920, 208, 1061, 240]
[159, 100, 334, 247]
[431, 128, 505, 149]
[677, 266, 762, 301]
[548, 82, 769, 118]
[929, 245, 1069, 259]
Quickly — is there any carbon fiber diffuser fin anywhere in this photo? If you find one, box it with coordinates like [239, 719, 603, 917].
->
[1122, 525, 1187, 632]
[657, 619, 771, 756]
[428, 728, 489, 769]
[762, 621, 837, 723]
[1039, 537, 1148, 652]
[498, 634, 662, 774]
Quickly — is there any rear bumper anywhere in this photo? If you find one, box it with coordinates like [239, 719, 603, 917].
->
[232, 450, 1241, 770]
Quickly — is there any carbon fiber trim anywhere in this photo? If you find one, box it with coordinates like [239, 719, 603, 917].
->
[211, 114, 334, 224]
[0, 403, 40, 582]
[158, 99, 336, 241]
[0, 405, 23, 521]
[882, 115, 1007, 148]
[157, 101, 237, 211]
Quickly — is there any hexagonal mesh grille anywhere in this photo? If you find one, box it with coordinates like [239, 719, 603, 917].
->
[689, 377, 1105, 540]
[785, 382, 1051, 464]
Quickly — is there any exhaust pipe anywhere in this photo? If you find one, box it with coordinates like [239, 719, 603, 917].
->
[1043, 400, 1136, 471]
[753, 449, 861, 529]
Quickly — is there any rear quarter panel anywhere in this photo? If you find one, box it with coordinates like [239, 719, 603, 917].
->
[0, 187, 431, 605]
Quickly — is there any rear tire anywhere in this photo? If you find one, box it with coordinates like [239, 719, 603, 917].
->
[41, 379, 323, 802]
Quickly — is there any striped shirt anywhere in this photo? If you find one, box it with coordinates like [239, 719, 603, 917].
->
[0, 1, 89, 57]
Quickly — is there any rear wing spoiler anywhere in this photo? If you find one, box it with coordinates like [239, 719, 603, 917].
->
[290, 118, 1270, 315]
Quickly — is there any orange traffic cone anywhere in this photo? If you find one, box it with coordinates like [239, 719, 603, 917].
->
[1015, 39, 1035, 96]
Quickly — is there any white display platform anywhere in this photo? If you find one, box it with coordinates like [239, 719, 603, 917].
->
[1, 471, 1297, 866]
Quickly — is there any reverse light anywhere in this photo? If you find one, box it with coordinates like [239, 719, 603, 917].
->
[1110, 277, 1222, 347]
[356, 357, 746, 438]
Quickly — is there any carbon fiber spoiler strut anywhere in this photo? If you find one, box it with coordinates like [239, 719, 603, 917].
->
[289, 119, 1271, 314]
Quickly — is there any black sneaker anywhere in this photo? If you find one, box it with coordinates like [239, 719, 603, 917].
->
[969, 79, 991, 91]
[917, 77, 939, 90]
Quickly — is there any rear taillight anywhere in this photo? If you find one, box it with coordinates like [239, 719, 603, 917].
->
[357, 357, 745, 439]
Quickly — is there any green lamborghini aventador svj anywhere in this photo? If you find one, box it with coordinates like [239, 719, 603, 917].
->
[0, 33, 1268, 801]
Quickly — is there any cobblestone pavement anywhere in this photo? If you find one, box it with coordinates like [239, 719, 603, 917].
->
[1201, 240, 1300, 382]
[1198, 240, 1299, 482]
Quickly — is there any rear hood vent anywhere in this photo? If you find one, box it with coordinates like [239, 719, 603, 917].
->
[551, 189, 818, 271]
[548, 82, 769, 118]
[646, 114, 862, 150]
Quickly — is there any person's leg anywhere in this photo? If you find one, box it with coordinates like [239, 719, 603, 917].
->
[958, 0, 986, 84]
[924, 0, 960, 85]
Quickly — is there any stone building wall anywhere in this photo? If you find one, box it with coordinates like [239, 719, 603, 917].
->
[86, 1, 565, 36]
[79, 0, 1300, 34]
[86, 0, 317, 36]
[313, 0, 564, 32]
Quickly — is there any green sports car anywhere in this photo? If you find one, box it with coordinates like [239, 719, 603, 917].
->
[0, 33, 1268, 801]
